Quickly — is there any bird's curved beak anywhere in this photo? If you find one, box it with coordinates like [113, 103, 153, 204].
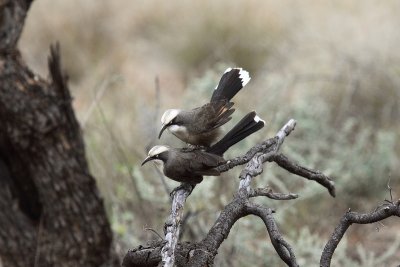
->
[158, 124, 168, 139]
[141, 156, 153, 166]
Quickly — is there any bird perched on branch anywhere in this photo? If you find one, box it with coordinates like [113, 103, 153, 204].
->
[143, 111, 264, 184]
[158, 68, 251, 147]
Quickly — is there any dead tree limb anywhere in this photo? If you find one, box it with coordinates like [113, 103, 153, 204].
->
[271, 153, 336, 197]
[161, 183, 195, 267]
[123, 119, 332, 266]
[320, 199, 400, 267]
[0, 1, 118, 266]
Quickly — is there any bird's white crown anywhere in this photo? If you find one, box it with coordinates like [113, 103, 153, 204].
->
[161, 109, 181, 125]
[148, 145, 170, 157]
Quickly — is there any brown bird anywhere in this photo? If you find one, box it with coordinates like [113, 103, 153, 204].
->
[158, 68, 251, 147]
[143, 111, 264, 184]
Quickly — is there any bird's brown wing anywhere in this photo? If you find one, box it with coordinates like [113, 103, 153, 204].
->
[189, 101, 235, 134]
[179, 150, 225, 176]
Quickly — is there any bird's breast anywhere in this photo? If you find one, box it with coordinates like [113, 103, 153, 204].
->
[168, 125, 190, 141]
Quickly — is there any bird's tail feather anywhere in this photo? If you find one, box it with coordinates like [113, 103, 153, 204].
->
[207, 111, 264, 156]
[210, 68, 250, 103]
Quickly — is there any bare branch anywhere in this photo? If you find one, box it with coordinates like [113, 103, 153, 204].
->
[122, 196, 400, 267]
[144, 228, 164, 241]
[188, 196, 251, 266]
[275, 119, 297, 148]
[320, 200, 400, 267]
[248, 187, 298, 200]
[161, 183, 195, 267]
[216, 118, 334, 197]
[124, 193, 299, 267]
[246, 203, 299, 267]
[216, 137, 277, 173]
[127, 119, 334, 267]
[238, 119, 297, 193]
[271, 153, 336, 197]
[386, 175, 393, 202]
[182, 120, 300, 266]
[187, 195, 298, 266]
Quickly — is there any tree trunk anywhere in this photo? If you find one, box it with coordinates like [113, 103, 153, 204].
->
[0, 1, 118, 266]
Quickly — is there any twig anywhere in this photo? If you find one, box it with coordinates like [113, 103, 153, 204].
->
[248, 187, 298, 200]
[246, 203, 299, 267]
[320, 200, 400, 267]
[387, 174, 393, 202]
[144, 227, 164, 241]
[271, 154, 335, 197]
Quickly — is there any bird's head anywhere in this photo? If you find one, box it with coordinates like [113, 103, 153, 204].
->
[159, 109, 181, 138]
[141, 145, 170, 166]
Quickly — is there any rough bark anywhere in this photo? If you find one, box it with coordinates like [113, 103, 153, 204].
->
[0, 1, 118, 266]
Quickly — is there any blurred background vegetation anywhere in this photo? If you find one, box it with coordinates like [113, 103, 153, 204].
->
[20, 0, 399, 266]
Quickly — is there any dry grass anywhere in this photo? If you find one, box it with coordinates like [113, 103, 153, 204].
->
[20, 0, 400, 265]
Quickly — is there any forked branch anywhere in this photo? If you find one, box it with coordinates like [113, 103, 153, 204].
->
[123, 119, 335, 267]
[320, 199, 400, 267]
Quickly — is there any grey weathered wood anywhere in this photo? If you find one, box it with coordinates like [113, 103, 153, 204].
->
[160, 183, 194, 267]
[238, 119, 296, 192]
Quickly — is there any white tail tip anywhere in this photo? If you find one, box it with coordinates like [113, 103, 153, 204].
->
[238, 68, 251, 87]
[254, 115, 265, 124]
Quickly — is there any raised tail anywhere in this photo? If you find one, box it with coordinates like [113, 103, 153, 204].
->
[207, 111, 265, 156]
[210, 68, 250, 103]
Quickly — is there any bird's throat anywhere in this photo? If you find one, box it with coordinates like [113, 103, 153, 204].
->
[168, 125, 190, 141]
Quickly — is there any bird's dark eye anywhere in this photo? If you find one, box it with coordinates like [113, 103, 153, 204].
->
[171, 118, 182, 126]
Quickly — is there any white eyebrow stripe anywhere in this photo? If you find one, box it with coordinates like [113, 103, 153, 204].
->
[161, 109, 181, 124]
[148, 145, 170, 156]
